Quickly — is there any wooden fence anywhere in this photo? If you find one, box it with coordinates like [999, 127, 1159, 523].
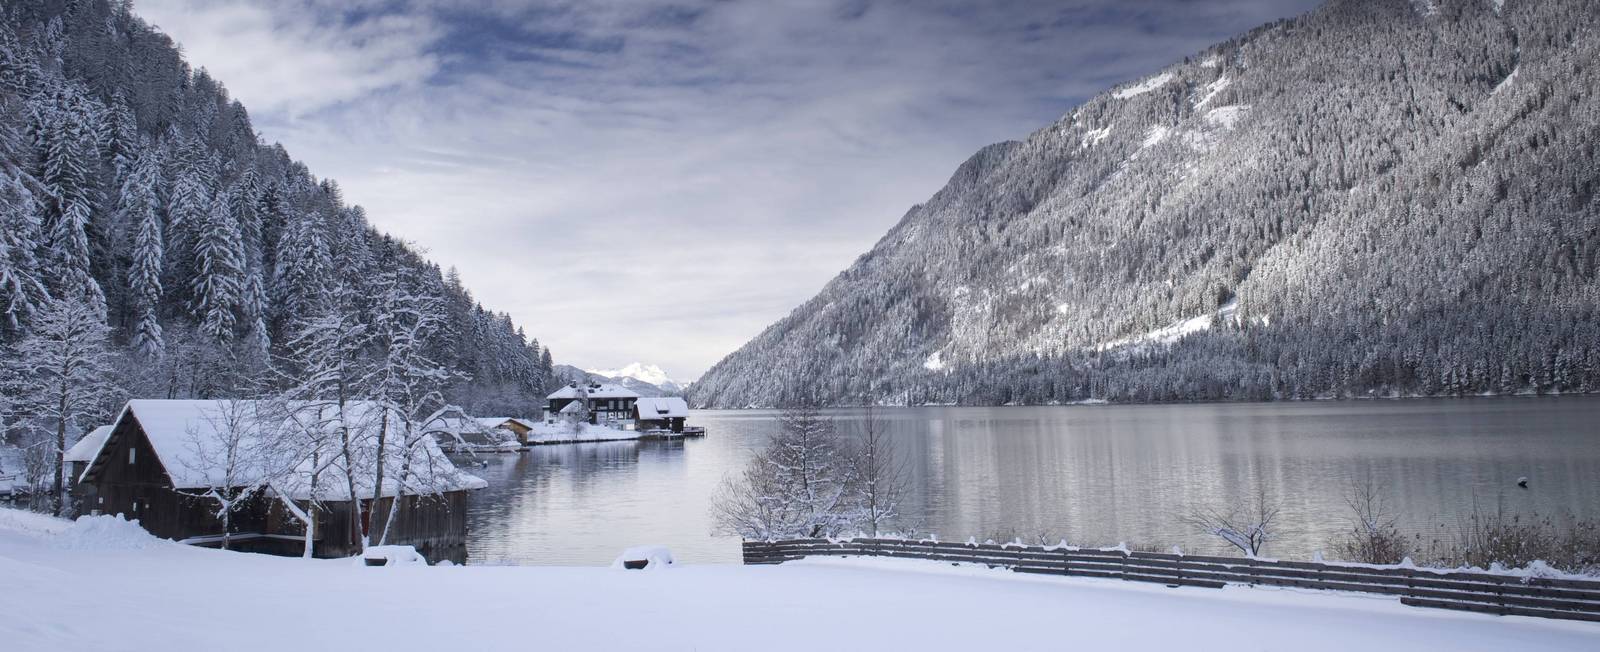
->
[742, 538, 1600, 623]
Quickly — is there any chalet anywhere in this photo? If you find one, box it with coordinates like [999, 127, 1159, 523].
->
[634, 397, 690, 433]
[546, 383, 640, 428]
[476, 417, 537, 446]
[425, 406, 520, 453]
[73, 400, 486, 563]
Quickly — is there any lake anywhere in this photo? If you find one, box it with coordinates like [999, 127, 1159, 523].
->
[461, 397, 1600, 566]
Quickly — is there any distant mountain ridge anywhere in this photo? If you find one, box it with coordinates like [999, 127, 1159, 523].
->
[690, 0, 1600, 408]
[585, 363, 685, 393]
[556, 364, 684, 398]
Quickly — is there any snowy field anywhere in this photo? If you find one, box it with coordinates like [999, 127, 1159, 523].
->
[2, 510, 1597, 652]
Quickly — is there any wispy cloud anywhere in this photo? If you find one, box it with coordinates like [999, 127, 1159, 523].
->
[133, 0, 1321, 380]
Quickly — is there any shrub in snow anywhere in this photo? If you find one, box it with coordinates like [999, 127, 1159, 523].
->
[612, 546, 674, 570]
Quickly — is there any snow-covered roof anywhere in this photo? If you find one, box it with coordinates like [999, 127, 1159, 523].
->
[82, 400, 485, 500]
[477, 417, 535, 430]
[547, 383, 640, 400]
[634, 397, 689, 419]
[559, 401, 586, 414]
[65, 426, 113, 463]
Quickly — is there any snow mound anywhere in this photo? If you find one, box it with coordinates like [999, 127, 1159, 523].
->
[612, 545, 674, 570]
[359, 545, 429, 567]
[53, 514, 166, 551]
[0, 507, 73, 538]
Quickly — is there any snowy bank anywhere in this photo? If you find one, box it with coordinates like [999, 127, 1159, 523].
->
[1, 510, 1597, 651]
[527, 422, 644, 444]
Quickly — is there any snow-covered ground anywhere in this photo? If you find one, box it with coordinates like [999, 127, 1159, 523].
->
[2, 510, 1597, 651]
[527, 421, 643, 444]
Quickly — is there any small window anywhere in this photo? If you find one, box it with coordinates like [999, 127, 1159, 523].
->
[128, 448, 136, 465]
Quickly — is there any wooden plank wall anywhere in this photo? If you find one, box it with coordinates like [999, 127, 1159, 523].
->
[742, 538, 1600, 623]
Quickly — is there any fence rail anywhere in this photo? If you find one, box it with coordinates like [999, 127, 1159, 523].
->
[742, 538, 1600, 623]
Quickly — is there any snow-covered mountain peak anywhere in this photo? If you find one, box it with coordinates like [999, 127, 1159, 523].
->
[586, 363, 682, 391]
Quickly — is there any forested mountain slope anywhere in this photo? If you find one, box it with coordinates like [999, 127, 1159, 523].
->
[691, 0, 1600, 407]
[0, 1, 555, 417]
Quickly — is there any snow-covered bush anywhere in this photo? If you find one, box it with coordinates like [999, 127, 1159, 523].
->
[1328, 479, 1410, 565]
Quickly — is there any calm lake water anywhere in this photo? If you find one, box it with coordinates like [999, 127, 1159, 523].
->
[461, 397, 1600, 566]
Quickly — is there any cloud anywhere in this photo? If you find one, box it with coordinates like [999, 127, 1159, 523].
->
[129, 0, 1322, 380]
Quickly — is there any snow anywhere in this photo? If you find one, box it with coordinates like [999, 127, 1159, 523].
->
[547, 383, 640, 400]
[585, 362, 681, 390]
[83, 400, 486, 500]
[634, 396, 690, 419]
[1113, 72, 1176, 99]
[63, 425, 112, 463]
[360, 545, 428, 567]
[477, 417, 536, 431]
[1205, 105, 1252, 130]
[1492, 67, 1519, 95]
[528, 422, 644, 444]
[1196, 75, 1232, 107]
[1493, 0, 1506, 13]
[1200, 55, 1222, 68]
[1, 509, 1596, 652]
[1080, 125, 1112, 148]
[922, 351, 947, 372]
[1099, 299, 1239, 352]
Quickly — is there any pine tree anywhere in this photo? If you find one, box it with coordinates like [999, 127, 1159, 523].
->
[37, 85, 105, 317]
[123, 147, 164, 359]
[9, 296, 118, 516]
[189, 189, 242, 341]
[0, 166, 49, 336]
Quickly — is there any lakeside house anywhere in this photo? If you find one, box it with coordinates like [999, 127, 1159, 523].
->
[71, 400, 486, 562]
[425, 406, 521, 453]
[476, 417, 537, 446]
[546, 383, 641, 429]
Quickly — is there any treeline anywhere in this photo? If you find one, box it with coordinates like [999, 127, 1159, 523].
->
[0, 0, 556, 429]
[690, 0, 1600, 408]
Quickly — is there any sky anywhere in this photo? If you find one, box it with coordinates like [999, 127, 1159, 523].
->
[131, 0, 1322, 382]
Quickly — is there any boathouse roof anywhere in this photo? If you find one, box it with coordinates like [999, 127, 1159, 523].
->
[635, 397, 689, 419]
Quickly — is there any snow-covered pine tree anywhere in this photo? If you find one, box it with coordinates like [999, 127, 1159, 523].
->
[8, 296, 118, 515]
[0, 138, 50, 337]
[271, 209, 332, 334]
[189, 188, 242, 341]
[36, 84, 105, 318]
[122, 146, 164, 359]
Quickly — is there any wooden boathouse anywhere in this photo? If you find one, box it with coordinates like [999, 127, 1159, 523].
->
[73, 400, 486, 562]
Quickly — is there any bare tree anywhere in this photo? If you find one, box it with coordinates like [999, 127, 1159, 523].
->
[278, 282, 374, 551]
[712, 401, 855, 539]
[363, 271, 452, 543]
[175, 401, 269, 550]
[1330, 477, 1410, 564]
[848, 404, 908, 536]
[10, 297, 118, 515]
[1184, 484, 1280, 557]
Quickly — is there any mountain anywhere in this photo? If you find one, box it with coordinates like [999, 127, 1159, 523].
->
[586, 363, 685, 393]
[554, 364, 682, 398]
[0, 1, 557, 416]
[690, 0, 1600, 408]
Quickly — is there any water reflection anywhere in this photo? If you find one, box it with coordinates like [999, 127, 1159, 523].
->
[464, 397, 1600, 566]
